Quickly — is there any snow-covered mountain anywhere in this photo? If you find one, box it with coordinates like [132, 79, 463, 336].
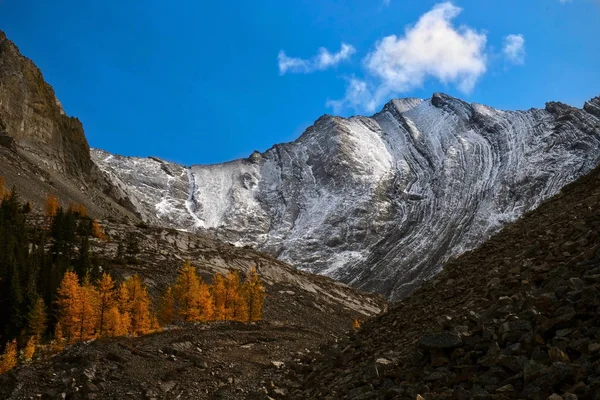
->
[92, 93, 600, 299]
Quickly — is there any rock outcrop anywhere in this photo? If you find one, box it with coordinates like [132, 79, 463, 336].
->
[0, 30, 92, 177]
[93, 94, 600, 299]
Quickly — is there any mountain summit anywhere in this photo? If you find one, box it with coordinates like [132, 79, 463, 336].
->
[93, 93, 600, 299]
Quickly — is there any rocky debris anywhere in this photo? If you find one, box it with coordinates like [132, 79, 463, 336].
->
[270, 163, 600, 399]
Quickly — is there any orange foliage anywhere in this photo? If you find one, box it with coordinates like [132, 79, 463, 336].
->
[96, 273, 115, 335]
[116, 283, 132, 335]
[244, 267, 265, 322]
[0, 339, 17, 374]
[0, 176, 5, 198]
[92, 219, 106, 240]
[68, 202, 87, 217]
[211, 273, 227, 320]
[225, 270, 248, 322]
[353, 319, 361, 330]
[22, 337, 36, 362]
[123, 275, 153, 336]
[173, 262, 212, 322]
[56, 271, 82, 342]
[45, 194, 59, 217]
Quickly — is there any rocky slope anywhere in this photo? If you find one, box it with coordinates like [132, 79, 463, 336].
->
[269, 162, 600, 399]
[93, 94, 600, 299]
[0, 216, 385, 400]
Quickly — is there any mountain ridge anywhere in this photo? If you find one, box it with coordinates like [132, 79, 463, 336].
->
[93, 93, 600, 300]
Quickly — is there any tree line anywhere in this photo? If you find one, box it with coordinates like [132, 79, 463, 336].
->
[0, 182, 265, 374]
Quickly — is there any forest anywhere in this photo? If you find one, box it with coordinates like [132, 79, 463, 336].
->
[0, 178, 265, 374]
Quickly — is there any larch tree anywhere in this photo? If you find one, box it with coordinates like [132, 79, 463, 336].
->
[96, 273, 116, 336]
[173, 262, 203, 322]
[211, 273, 227, 320]
[22, 337, 35, 361]
[158, 285, 175, 326]
[27, 296, 47, 340]
[124, 275, 152, 336]
[244, 267, 265, 322]
[45, 194, 59, 218]
[76, 274, 98, 341]
[197, 280, 214, 321]
[225, 270, 248, 322]
[0, 339, 17, 374]
[116, 283, 132, 335]
[56, 271, 82, 342]
[91, 220, 105, 240]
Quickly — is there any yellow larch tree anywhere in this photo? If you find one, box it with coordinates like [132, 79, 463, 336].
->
[244, 267, 265, 322]
[225, 270, 248, 322]
[0, 340, 18, 374]
[92, 219, 106, 240]
[45, 194, 59, 217]
[68, 202, 87, 217]
[76, 274, 99, 341]
[211, 273, 227, 320]
[116, 283, 132, 335]
[56, 271, 83, 342]
[22, 337, 36, 362]
[96, 273, 116, 336]
[124, 275, 152, 336]
[158, 285, 175, 326]
[173, 262, 203, 322]
[197, 280, 214, 321]
[27, 296, 48, 340]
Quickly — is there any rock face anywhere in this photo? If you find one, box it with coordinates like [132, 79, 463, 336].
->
[93, 94, 600, 299]
[0, 29, 138, 220]
[0, 30, 93, 177]
[273, 162, 600, 400]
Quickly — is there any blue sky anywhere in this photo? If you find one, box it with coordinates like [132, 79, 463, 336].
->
[0, 0, 598, 165]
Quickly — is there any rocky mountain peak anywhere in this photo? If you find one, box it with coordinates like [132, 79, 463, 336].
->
[94, 93, 600, 300]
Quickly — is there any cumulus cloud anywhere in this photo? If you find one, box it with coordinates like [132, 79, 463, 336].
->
[278, 43, 356, 75]
[329, 2, 487, 113]
[502, 34, 526, 64]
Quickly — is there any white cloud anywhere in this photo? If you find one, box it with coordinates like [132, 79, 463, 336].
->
[278, 43, 356, 75]
[502, 34, 526, 64]
[329, 2, 487, 113]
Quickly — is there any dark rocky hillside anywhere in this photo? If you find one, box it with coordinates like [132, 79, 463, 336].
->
[271, 163, 600, 399]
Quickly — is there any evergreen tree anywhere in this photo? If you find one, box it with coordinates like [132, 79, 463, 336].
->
[27, 297, 47, 340]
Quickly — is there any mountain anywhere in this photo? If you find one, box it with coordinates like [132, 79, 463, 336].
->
[93, 94, 600, 299]
[272, 158, 600, 400]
